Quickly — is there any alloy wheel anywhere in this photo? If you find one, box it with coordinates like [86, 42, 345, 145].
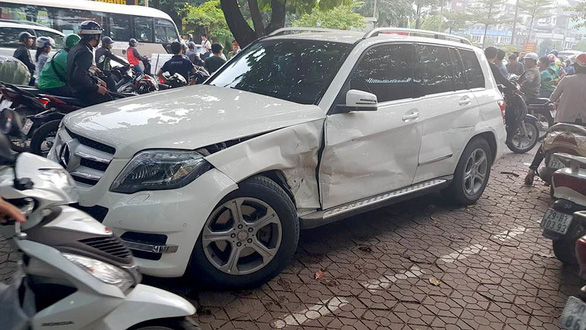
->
[462, 148, 488, 197]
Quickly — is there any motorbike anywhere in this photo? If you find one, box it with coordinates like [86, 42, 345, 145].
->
[526, 97, 556, 131]
[559, 229, 586, 328]
[0, 110, 199, 330]
[540, 153, 586, 265]
[500, 81, 540, 154]
[536, 122, 586, 186]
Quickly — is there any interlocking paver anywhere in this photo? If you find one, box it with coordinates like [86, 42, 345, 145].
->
[0, 148, 582, 328]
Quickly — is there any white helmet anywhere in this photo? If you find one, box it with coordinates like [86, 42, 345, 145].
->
[523, 53, 538, 61]
[35, 36, 56, 48]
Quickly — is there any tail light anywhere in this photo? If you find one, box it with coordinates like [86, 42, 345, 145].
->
[498, 100, 506, 124]
[38, 98, 50, 107]
[577, 236, 586, 278]
[39, 95, 66, 105]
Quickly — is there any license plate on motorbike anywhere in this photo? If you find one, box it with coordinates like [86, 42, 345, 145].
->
[540, 209, 573, 234]
[561, 296, 586, 330]
[548, 156, 566, 170]
[21, 119, 33, 135]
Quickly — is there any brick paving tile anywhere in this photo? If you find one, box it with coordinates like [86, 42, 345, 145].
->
[1, 148, 583, 329]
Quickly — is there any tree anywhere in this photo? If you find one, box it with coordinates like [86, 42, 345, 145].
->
[220, 0, 286, 47]
[442, 10, 470, 34]
[147, 0, 188, 32]
[183, 0, 233, 45]
[293, 4, 366, 30]
[575, 40, 586, 52]
[519, 0, 553, 45]
[467, 0, 508, 47]
[354, 0, 413, 27]
[415, 0, 439, 29]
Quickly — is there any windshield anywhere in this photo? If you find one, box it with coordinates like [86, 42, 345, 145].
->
[207, 39, 352, 105]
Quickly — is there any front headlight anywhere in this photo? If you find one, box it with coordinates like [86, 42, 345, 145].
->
[62, 253, 136, 292]
[110, 150, 212, 194]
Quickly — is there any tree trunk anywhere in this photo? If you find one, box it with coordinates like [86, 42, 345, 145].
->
[482, 5, 493, 48]
[526, 15, 535, 45]
[220, 0, 257, 47]
[511, 0, 520, 45]
[266, 0, 287, 34]
[415, 3, 422, 29]
[247, 0, 265, 36]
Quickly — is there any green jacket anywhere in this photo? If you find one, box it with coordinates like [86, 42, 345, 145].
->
[540, 69, 556, 93]
[37, 50, 68, 90]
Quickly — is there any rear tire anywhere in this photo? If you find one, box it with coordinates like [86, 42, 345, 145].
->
[552, 223, 586, 266]
[30, 120, 60, 157]
[130, 317, 199, 330]
[506, 121, 539, 154]
[444, 137, 492, 205]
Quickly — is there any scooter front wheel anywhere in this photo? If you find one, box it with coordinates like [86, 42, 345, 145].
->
[30, 120, 60, 157]
[130, 317, 199, 330]
[506, 121, 539, 154]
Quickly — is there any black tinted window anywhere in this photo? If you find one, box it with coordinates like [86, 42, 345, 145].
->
[208, 40, 351, 105]
[0, 27, 28, 48]
[459, 49, 485, 89]
[110, 14, 131, 42]
[134, 17, 153, 42]
[349, 44, 416, 102]
[450, 48, 467, 90]
[416, 45, 454, 95]
[155, 19, 177, 43]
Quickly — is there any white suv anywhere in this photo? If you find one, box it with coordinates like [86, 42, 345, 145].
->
[49, 28, 506, 289]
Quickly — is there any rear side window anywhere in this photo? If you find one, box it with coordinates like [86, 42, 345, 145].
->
[0, 27, 28, 48]
[110, 14, 132, 42]
[449, 48, 467, 90]
[349, 44, 417, 102]
[416, 45, 454, 95]
[459, 49, 485, 89]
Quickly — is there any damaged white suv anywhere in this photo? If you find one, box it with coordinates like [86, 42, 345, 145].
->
[49, 28, 506, 289]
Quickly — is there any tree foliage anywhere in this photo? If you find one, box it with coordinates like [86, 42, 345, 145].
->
[146, 0, 188, 31]
[519, 0, 554, 43]
[293, 3, 365, 30]
[442, 10, 470, 33]
[354, 0, 412, 27]
[183, 0, 233, 44]
[467, 0, 509, 46]
[575, 40, 586, 52]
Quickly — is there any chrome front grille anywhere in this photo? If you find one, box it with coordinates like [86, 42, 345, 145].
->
[56, 127, 116, 186]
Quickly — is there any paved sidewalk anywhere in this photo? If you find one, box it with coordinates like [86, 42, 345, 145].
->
[0, 149, 579, 329]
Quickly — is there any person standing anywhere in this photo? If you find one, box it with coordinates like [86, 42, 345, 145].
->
[13, 32, 35, 85]
[34, 37, 55, 81]
[156, 41, 198, 85]
[496, 49, 509, 78]
[127, 38, 147, 74]
[506, 54, 524, 76]
[37, 34, 80, 97]
[200, 34, 212, 59]
[67, 21, 109, 106]
[204, 43, 226, 75]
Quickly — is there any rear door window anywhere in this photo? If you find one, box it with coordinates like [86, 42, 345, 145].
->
[0, 27, 29, 48]
[348, 44, 417, 102]
[416, 44, 454, 96]
[459, 49, 485, 89]
[449, 48, 467, 90]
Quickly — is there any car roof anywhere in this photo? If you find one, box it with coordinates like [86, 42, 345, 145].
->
[0, 21, 65, 36]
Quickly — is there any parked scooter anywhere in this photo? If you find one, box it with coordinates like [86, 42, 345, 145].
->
[527, 97, 556, 131]
[559, 230, 586, 328]
[536, 122, 586, 186]
[500, 80, 540, 153]
[541, 153, 586, 265]
[0, 110, 199, 330]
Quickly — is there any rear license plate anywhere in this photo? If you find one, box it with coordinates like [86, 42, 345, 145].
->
[561, 296, 586, 329]
[21, 119, 33, 135]
[548, 156, 566, 170]
[540, 209, 573, 234]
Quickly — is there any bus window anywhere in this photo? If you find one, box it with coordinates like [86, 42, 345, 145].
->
[0, 3, 51, 27]
[134, 17, 153, 43]
[49, 8, 105, 35]
[110, 14, 131, 42]
[154, 19, 176, 43]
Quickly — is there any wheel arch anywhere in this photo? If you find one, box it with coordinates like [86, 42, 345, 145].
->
[471, 131, 497, 165]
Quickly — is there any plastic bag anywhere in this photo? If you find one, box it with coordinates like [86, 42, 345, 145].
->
[0, 56, 31, 85]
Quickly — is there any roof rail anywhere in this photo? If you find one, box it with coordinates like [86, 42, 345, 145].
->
[268, 27, 341, 36]
[364, 28, 472, 45]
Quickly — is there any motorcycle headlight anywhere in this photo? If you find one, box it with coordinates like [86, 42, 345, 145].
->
[110, 150, 212, 194]
[62, 253, 136, 292]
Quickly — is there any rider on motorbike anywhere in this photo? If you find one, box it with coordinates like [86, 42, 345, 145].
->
[525, 53, 586, 185]
[517, 53, 540, 101]
[96, 36, 128, 91]
[67, 21, 110, 106]
[37, 34, 81, 97]
[127, 38, 148, 75]
[13, 32, 35, 86]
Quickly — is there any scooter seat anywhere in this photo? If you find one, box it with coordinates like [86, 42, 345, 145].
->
[527, 98, 550, 105]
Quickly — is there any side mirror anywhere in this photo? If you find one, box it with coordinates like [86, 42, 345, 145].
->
[337, 90, 378, 113]
[0, 108, 22, 136]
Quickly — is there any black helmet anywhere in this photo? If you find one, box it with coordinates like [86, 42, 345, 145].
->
[18, 31, 34, 43]
[78, 20, 102, 39]
[101, 36, 114, 45]
[129, 38, 137, 46]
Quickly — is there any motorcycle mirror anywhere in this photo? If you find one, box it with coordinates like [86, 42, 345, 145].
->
[0, 108, 22, 136]
[0, 133, 16, 165]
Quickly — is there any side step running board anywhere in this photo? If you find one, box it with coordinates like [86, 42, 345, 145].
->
[300, 177, 451, 229]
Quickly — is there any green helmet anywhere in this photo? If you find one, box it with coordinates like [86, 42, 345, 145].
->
[64, 34, 81, 51]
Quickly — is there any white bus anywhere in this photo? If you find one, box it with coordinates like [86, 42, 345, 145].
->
[0, 0, 179, 56]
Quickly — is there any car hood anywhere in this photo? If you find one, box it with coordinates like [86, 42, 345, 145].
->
[63, 85, 325, 158]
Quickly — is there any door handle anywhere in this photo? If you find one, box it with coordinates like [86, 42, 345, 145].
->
[459, 96, 471, 106]
[402, 111, 419, 122]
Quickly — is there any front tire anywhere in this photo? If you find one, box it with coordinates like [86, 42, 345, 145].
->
[30, 120, 60, 157]
[444, 137, 492, 205]
[189, 176, 299, 289]
[506, 121, 539, 154]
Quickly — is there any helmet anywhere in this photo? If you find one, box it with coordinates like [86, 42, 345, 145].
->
[575, 53, 586, 67]
[162, 71, 187, 88]
[550, 49, 559, 56]
[129, 38, 137, 46]
[19, 31, 34, 43]
[35, 36, 56, 48]
[181, 41, 188, 52]
[101, 36, 114, 45]
[547, 54, 556, 63]
[188, 41, 196, 50]
[78, 21, 102, 39]
[64, 34, 81, 50]
[524, 53, 538, 61]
